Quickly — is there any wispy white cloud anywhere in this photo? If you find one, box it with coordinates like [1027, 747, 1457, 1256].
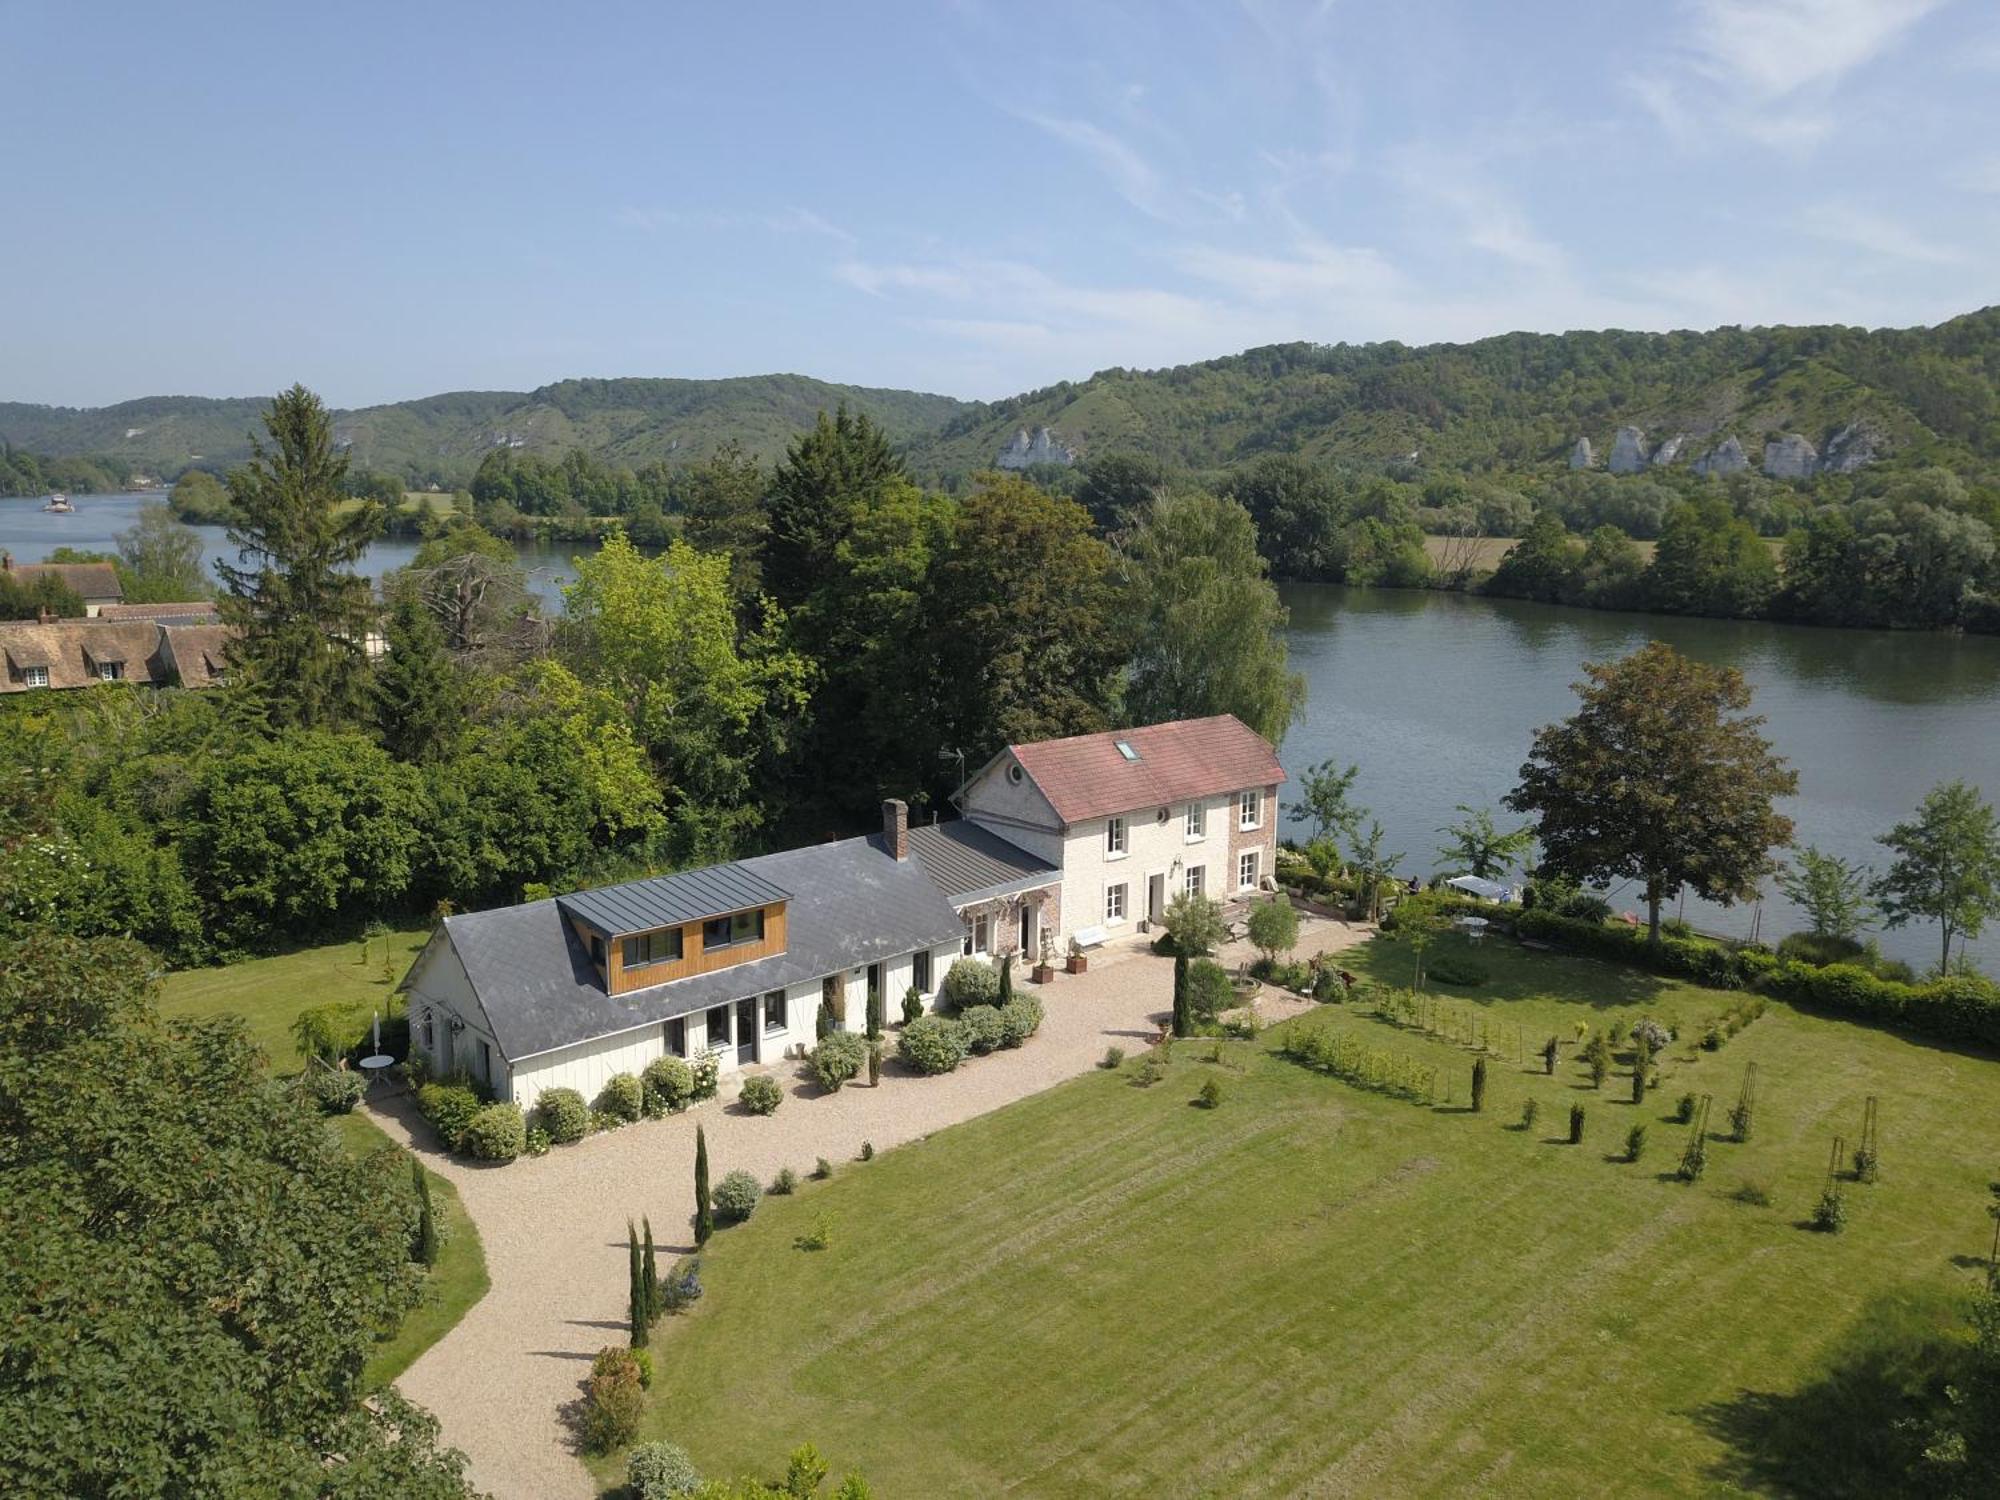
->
[1803, 201, 1969, 263]
[1635, 0, 1946, 150]
[1018, 111, 1175, 220]
[1384, 145, 1569, 274]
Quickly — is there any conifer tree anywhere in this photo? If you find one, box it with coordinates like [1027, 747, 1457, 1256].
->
[1471, 1055, 1487, 1112]
[410, 1156, 438, 1267]
[373, 593, 466, 763]
[628, 1221, 647, 1349]
[1172, 952, 1191, 1038]
[816, 1002, 832, 1043]
[998, 952, 1014, 1005]
[865, 985, 883, 1042]
[694, 1124, 713, 1247]
[642, 1216, 660, 1322]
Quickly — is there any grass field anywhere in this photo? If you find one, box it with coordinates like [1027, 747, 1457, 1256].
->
[161, 932, 485, 1388]
[159, 927, 430, 1070]
[596, 936, 1998, 1497]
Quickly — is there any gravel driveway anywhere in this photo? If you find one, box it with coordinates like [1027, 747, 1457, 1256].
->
[367, 917, 1370, 1499]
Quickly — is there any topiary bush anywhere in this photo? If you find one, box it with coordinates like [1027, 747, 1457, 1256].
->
[460, 1102, 525, 1162]
[961, 1005, 1006, 1055]
[940, 957, 1000, 1012]
[739, 1074, 783, 1115]
[810, 1030, 868, 1091]
[902, 984, 925, 1025]
[597, 1072, 644, 1124]
[771, 1166, 798, 1195]
[642, 1055, 695, 1116]
[711, 1168, 760, 1224]
[1568, 1102, 1586, 1145]
[998, 994, 1044, 1048]
[416, 1081, 481, 1150]
[1185, 958, 1235, 1022]
[627, 1440, 701, 1499]
[536, 1087, 589, 1144]
[899, 1014, 970, 1075]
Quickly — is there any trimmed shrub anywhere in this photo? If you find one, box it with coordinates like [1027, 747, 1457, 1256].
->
[1196, 1077, 1224, 1109]
[1812, 1185, 1848, 1233]
[1470, 1055, 1487, 1112]
[810, 1030, 868, 1091]
[461, 1102, 525, 1161]
[998, 994, 1044, 1047]
[739, 1074, 783, 1115]
[711, 1168, 760, 1224]
[302, 1065, 366, 1115]
[536, 1087, 589, 1144]
[642, 1055, 695, 1116]
[770, 1166, 798, 1195]
[901, 984, 925, 1025]
[417, 1081, 481, 1150]
[1625, 1124, 1647, 1162]
[598, 1072, 644, 1124]
[962, 1005, 1006, 1055]
[1520, 1098, 1539, 1132]
[1101, 1045, 1126, 1070]
[580, 1347, 644, 1454]
[940, 957, 1000, 1012]
[813, 1156, 833, 1180]
[899, 1014, 970, 1075]
[1567, 1102, 1586, 1145]
[1674, 1092, 1697, 1125]
[628, 1440, 701, 1499]
[1186, 958, 1235, 1022]
[860, 1139, 874, 1161]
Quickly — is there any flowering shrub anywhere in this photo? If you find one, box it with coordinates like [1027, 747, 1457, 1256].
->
[691, 1051, 721, 1100]
[628, 1441, 701, 1499]
[642, 1055, 695, 1115]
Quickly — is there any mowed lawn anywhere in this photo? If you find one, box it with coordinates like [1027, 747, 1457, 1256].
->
[159, 926, 430, 1070]
[598, 937, 2000, 1497]
[160, 932, 486, 1388]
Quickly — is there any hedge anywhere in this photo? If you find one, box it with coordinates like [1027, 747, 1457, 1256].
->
[940, 958, 1000, 1011]
[416, 1081, 481, 1150]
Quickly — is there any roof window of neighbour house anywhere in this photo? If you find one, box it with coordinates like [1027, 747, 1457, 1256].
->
[1114, 739, 1139, 761]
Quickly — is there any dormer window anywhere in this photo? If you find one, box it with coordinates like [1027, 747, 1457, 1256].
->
[622, 928, 683, 968]
[96, 661, 122, 681]
[702, 908, 765, 951]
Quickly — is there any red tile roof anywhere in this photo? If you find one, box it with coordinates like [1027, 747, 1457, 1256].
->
[1008, 714, 1286, 824]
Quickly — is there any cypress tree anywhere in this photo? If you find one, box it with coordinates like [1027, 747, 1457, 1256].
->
[642, 1216, 660, 1322]
[865, 985, 883, 1042]
[998, 952, 1014, 1005]
[694, 1124, 713, 1247]
[1568, 1102, 1586, 1145]
[1171, 952, 1191, 1038]
[867, 1041, 882, 1087]
[411, 1156, 439, 1267]
[1542, 1036, 1559, 1075]
[815, 1002, 832, 1043]
[1471, 1055, 1487, 1113]
[628, 1221, 647, 1349]
[1631, 1037, 1652, 1105]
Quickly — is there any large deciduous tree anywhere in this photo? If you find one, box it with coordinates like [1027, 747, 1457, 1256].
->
[1435, 804, 1535, 881]
[1875, 780, 2000, 975]
[1776, 846, 1875, 943]
[1506, 642, 1796, 942]
[216, 384, 383, 728]
[114, 502, 211, 602]
[0, 932, 478, 1498]
[562, 532, 810, 859]
[1119, 490, 1305, 744]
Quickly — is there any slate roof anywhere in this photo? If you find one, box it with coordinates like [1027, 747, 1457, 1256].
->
[559, 862, 790, 938]
[437, 833, 965, 1062]
[1004, 714, 1287, 824]
[907, 820, 1059, 905]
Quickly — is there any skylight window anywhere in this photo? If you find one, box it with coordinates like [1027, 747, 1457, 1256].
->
[1114, 739, 1139, 761]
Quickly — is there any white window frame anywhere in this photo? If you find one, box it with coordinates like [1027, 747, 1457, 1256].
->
[22, 666, 49, 688]
[1239, 789, 1262, 830]
[1184, 802, 1206, 841]
[97, 661, 121, 682]
[1105, 882, 1127, 922]
[1185, 864, 1205, 897]
[963, 912, 991, 956]
[762, 990, 787, 1033]
[1239, 850, 1259, 891]
[1105, 816, 1127, 858]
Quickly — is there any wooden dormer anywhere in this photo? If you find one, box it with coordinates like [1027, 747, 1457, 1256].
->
[557, 863, 791, 997]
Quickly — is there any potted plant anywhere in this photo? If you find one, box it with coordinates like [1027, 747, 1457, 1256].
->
[1065, 935, 1088, 975]
[1031, 930, 1057, 985]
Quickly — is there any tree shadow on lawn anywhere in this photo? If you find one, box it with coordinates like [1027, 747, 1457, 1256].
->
[1691, 1288, 1967, 1498]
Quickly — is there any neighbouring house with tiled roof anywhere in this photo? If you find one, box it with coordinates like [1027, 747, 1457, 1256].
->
[0, 615, 232, 692]
[98, 600, 223, 625]
[957, 713, 1286, 941]
[0, 552, 124, 615]
[400, 716, 1281, 1111]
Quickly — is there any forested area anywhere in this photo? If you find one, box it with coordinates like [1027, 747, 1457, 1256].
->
[0, 443, 131, 496]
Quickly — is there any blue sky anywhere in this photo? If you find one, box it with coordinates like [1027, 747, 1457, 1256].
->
[3, 0, 1996, 408]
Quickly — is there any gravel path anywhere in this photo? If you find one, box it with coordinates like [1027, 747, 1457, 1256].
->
[368, 916, 1371, 1499]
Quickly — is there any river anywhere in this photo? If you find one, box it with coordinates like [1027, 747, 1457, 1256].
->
[1279, 582, 2000, 975]
[5, 494, 1993, 973]
[0, 491, 590, 606]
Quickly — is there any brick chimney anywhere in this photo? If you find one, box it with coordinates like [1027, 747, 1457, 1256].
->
[882, 798, 909, 860]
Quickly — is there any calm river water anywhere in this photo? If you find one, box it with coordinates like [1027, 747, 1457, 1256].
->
[1278, 582, 2000, 974]
[6, 495, 1993, 972]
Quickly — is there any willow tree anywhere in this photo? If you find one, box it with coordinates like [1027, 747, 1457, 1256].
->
[216, 384, 382, 728]
[1507, 642, 1795, 943]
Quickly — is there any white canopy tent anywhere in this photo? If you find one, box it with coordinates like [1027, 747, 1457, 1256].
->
[1444, 874, 1514, 903]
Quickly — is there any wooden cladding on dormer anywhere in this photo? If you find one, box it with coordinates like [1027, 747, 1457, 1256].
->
[573, 902, 789, 996]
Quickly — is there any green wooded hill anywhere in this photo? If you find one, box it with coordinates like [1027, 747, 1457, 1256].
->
[6, 307, 1996, 486]
[0, 376, 968, 485]
[908, 306, 2000, 482]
